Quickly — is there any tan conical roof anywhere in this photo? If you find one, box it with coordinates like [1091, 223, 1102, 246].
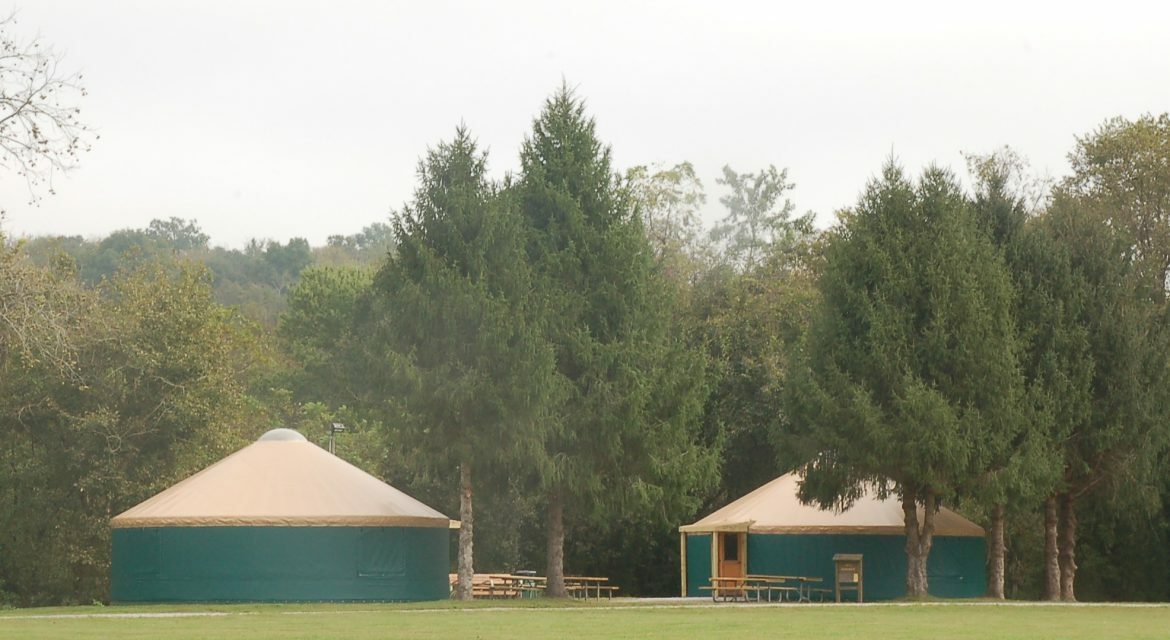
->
[679, 473, 983, 537]
[111, 429, 456, 529]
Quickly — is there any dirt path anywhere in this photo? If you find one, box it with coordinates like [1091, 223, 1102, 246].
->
[3, 598, 1169, 620]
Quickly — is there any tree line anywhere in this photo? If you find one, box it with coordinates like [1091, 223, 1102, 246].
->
[3, 82, 1170, 604]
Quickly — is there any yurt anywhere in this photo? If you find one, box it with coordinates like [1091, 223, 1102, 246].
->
[678, 473, 985, 600]
[110, 428, 457, 602]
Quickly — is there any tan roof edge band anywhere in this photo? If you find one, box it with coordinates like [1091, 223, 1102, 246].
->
[111, 515, 455, 529]
[679, 524, 982, 537]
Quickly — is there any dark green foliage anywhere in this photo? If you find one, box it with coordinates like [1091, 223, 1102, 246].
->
[791, 162, 1024, 504]
[1039, 194, 1170, 498]
[1070, 481, 1170, 601]
[358, 127, 564, 598]
[279, 265, 374, 405]
[259, 238, 313, 284]
[965, 138, 1170, 600]
[365, 127, 558, 472]
[83, 229, 162, 283]
[967, 151, 1070, 507]
[787, 162, 1027, 596]
[688, 255, 818, 505]
[563, 516, 686, 596]
[1044, 117, 1170, 519]
[518, 87, 718, 582]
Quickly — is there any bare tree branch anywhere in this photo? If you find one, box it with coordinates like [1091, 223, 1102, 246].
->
[0, 12, 94, 209]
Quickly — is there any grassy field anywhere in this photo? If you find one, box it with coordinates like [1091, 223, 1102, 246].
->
[2, 600, 1169, 640]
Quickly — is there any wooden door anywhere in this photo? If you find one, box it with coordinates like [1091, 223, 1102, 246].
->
[717, 532, 745, 578]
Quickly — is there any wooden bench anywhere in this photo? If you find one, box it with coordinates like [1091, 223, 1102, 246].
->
[583, 585, 618, 599]
[474, 587, 520, 598]
[564, 576, 616, 600]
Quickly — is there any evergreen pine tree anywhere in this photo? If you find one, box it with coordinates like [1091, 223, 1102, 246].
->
[364, 128, 559, 600]
[518, 87, 717, 597]
[789, 162, 1025, 596]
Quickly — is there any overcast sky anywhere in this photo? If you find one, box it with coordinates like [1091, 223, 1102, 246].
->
[2, 0, 1169, 248]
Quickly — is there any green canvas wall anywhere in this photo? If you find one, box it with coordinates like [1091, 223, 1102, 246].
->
[685, 533, 712, 597]
[112, 526, 449, 602]
[684, 533, 985, 600]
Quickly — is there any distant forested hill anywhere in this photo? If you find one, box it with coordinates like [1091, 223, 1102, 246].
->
[17, 217, 393, 326]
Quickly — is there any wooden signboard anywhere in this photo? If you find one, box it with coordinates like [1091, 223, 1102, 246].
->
[833, 553, 863, 603]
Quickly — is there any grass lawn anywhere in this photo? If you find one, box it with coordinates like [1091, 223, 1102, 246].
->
[2, 600, 1169, 639]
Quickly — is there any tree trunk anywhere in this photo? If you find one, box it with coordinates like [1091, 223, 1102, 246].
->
[902, 487, 935, 598]
[920, 491, 936, 590]
[1042, 495, 1061, 601]
[545, 488, 567, 598]
[1058, 493, 1078, 602]
[454, 461, 475, 601]
[986, 503, 1005, 599]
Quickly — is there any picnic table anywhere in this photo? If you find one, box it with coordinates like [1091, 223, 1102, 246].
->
[702, 575, 827, 603]
[745, 575, 802, 602]
[449, 573, 548, 599]
[795, 576, 830, 602]
[563, 575, 619, 599]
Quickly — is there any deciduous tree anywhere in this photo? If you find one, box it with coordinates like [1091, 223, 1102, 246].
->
[0, 256, 263, 604]
[624, 161, 708, 277]
[709, 165, 813, 270]
[0, 14, 93, 207]
[1065, 114, 1170, 294]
